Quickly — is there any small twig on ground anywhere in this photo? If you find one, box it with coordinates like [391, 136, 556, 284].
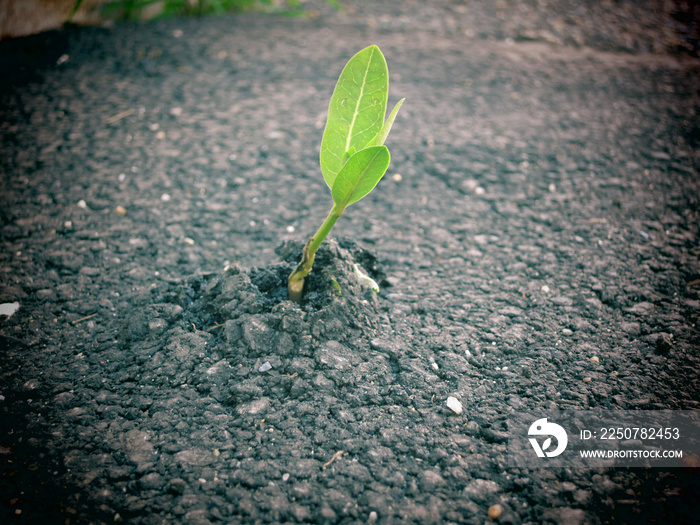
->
[322, 450, 344, 470]
[106, 108, 135, 124]
[71, 313, 97, 325]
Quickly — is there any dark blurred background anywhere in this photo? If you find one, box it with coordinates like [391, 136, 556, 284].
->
[1, 0, 698, 57]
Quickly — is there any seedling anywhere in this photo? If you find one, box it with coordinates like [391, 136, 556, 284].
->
[287, 45, 404, 303]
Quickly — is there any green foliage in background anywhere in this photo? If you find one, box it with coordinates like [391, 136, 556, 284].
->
[94, 0, 340, 20]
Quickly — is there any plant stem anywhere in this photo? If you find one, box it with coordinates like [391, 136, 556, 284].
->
[68, 0, 84, 22]
[288, 203, 344, 303]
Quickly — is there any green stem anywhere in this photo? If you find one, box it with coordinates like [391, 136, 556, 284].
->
[67, 0, 85, 22]
[288, 203, 344, 303]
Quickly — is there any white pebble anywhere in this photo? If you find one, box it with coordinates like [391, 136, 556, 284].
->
[463, 179, 479, 192]
[77, 199, 87, 209]
[282, 473, 290, 482]
[161, 193, 171, 202]
[286, 225, 295, 233]
[446, 396, 463, 415]
[541, 285, 550, 293]
[258, 361, 272, 373]
[184, 237, 195, 245]
[170, 107, 183, 116]
[0, 302, 20, 318]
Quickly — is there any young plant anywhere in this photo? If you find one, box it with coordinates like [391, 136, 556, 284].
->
[288, 45, 404, 303]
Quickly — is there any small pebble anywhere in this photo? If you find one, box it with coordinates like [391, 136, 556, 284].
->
[368, 511, 378, 522]
[77, 199, 87, 209]
[286, 225, 295, 233]
[282, 473, 290, 482]
[488, 504, 503, 520]
[161, 193, 171, 202]
[582, 377, 592, 383]
[155, 131, 166, 140]
[562, 328, 573, 336]
[541, 285, 551, 293]
[170, 107, 183, 116]
[172, 29, 183, 38]
[590, 356, 599, 363]
[392, 173, 403, 182]
[0, 302, 20, 318]
[184, 237, 195, 245]
[463, 179, 479, 191]
[258, 361, 272, 373]
[115, 205, 127, 215]
[446, 396, 463, 415]
[64, 220, 72, 228]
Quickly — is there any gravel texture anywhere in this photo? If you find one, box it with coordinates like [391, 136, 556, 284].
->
[1, 1, 699, 523]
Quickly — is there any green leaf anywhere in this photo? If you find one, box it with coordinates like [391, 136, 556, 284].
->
[331, 146, 390, 209]
[367, 98, 404, 147]
[320, 45, 388, 189]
